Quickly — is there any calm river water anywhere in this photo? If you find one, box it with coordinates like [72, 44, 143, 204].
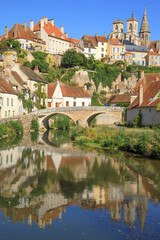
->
[0, 130, 160, 240]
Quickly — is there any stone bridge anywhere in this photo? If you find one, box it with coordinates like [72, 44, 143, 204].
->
[0, 106, 124, 131]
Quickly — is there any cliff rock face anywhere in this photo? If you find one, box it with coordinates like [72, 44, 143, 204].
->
[72, 69, 96, 94]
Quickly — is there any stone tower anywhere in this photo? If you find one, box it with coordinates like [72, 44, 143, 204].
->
[126, 12, 140, 45]
[111, 18, 125, 40]
[139, 7, 150, 47]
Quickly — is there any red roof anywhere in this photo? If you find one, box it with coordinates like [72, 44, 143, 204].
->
[0, 23, 45, 44]
[107, 94, 130, 104]
[68, 38, 79, 45]
[148, 50, 160, 56]
[84, 35, 98, 47]
[128, 74, 160, 109]
[48, 81, 91, 99]
[111, 38, 123, 46]
[0, 77, 17, 95]
[96, 36, 107, 42]
[34, 20, 69, 42]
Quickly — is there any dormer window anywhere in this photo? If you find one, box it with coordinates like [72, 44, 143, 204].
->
[52, 32, 55, 36]
[62, 36, 64, 39]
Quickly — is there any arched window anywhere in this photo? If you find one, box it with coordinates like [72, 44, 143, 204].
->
[129, 24, 132, 31]
[115, 25, 118, 31]
[142, 34, 144, 40]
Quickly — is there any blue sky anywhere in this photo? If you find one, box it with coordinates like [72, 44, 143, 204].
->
[0, 0, 159, 41]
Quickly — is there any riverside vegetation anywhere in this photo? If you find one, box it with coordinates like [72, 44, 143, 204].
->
[71, 125, 160, 160]
[0, 120, 23, 149]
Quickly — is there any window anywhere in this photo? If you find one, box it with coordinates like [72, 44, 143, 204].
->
[121, 48, 124, 54]
[132, 53, 136, 58]
[11, 98, 13, 107]
[101, 42, 104, 45]
[138, 54, 140, 59]
[66, 101, 69, 107]
[41, 98, 43, 105]
[6, 155, 8, 164]
[112, 48, 115, 53]
[8, 110, 10, 117]
[88, 48, 91, 52]
[5, 111, 7, 117]
[101, 48, 104, 52]
[82, 102, 85, 106]
[117, 55, 119, 60]
[117, 48, 119, 53]
[7, 98, 9, 106]
[101, 54, 104, 58]
[73, 102, 76, 106]
[10, 154, 13, 163]
[142, 54, 145, 58]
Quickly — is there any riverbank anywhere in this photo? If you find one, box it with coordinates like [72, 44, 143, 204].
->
[71, 125, 160, 160]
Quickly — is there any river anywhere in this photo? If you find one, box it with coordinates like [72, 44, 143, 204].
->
[0, 130, 160, 240]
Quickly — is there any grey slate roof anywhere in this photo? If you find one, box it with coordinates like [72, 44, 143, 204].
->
[20, 66, 47, 83]
[125, 45, 148, 53]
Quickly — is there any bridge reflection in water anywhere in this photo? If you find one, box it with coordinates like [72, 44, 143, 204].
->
[0, 131, 160, 239]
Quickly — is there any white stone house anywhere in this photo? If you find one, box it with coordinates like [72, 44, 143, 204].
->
[127, 71, 160, 126]
[48, 81, 91, 108]
[33, 17, 70, 54]
[0, 76, 23, 118]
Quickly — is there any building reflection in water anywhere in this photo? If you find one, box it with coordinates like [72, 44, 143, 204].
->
[0, 143, 158, 232]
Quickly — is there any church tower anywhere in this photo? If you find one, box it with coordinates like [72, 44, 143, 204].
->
[111, 18, 124, 40]
[139, 7, 150, 47]
[126, 12, 140, 45]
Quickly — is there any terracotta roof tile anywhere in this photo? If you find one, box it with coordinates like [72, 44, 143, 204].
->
[111, 38, 123, 46]
[107, 94, 130, 104]
[34, 20, 69, 42]
[11, 71, 26, 87]
[148, 50, 160, 56]
[0, 77, 17, 95]
[96, 36, 107, 42]
[48, 81, 91, 98]
[68, 38, 79, 45]
[84, 35, 98, 47]
[128, 74, 160, 109]
[0, 23, 44, 44]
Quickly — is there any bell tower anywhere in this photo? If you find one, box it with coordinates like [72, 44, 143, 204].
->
[126, 12, 139, 45]
[111, 18, 124, 40]
[139, 7, 150, 47]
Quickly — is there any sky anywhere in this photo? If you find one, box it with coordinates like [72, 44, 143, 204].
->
[0, 0, 159, 41]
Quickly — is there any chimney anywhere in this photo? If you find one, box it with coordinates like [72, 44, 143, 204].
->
[95, 33, 98, 37]
[61, 26, 64, 34]
[40, 18, 44, 28]
[30, 20, 34, 31]
[44, 16, 48, 23]
[34, 66, 40, 75]
[5, 26, 9, 40]
[104, 32, 106, 38]
[139, 84, 143, 106]
[48, 19, 54, 26]
[84, 85, 87, 91]
[24, 21, 27, 31]
[14, 26, 17, 38]
[65, 32, 68, 38]
[141, 70, 144, 80]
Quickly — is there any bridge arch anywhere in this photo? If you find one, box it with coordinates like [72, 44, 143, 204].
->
[85, 112, 122, 126]
[40, 112, 76, 129]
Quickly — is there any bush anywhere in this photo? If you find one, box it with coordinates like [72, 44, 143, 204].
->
[133, 112, 142, 128]
[31, 119, 39, 131]
[0, 124, 7, 138]
[9, 121, 23, 134]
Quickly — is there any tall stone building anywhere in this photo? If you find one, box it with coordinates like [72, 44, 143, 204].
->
[109, 8, 151, 47]
[126, 12, 140, 45]
[139, 7, 151, 47]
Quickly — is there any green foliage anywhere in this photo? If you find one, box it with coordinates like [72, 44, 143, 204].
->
[35, 83, 47, 109]
[61, 68, 78, 84]
[85, 82, 92, 90]
[51, 114, 73, 129]
[0, 39, 21, 52]
[133, 112, 142, 128]
[18, 92, 33, 113]
[9, 121, 23, 134]
[122, 71, 131, 80]
[31, 119, 39, 132]
[0, 124, 7, 138]
[126, 64, 160, 75]
[30, 132, 39, 142]
[62, 50, 87, 68]
[23, 51, 49, 73]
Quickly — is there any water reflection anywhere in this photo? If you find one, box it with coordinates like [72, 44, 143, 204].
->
[0, 131, 160, 239]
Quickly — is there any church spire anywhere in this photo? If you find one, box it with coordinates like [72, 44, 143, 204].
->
[140, 7, 150, 33]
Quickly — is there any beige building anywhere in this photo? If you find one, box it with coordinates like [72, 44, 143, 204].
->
[0, 76, 23, 118]
[0, 22, 46, 51]
[107, 38, 125, 63]
[33, 17, 70, 54]
[146, 50, 160, 66]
